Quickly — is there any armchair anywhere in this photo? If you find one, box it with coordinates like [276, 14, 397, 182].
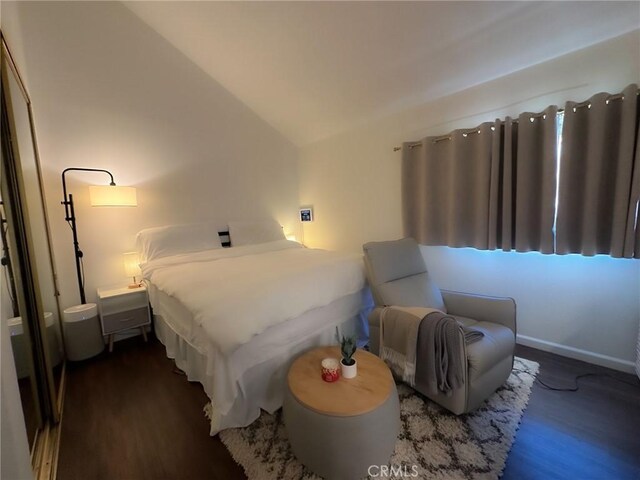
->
[363, 238, 516, 414]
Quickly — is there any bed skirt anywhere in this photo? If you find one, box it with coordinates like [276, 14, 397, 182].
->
[153, 294, 370, 435]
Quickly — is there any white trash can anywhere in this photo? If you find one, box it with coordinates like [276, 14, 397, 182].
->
[63, 303, 104, 361]
[9, 312, 62, 378]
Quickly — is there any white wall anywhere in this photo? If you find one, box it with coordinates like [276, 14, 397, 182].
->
[299, 31, 640, 371]
[1, 1, 301, 309]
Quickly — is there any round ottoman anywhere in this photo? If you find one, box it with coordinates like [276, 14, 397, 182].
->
[283, 346, 400, 480]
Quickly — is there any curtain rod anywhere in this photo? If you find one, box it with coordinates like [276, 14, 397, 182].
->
[393, 90, 635, 152]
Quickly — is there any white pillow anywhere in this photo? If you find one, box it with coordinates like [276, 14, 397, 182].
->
[136, 223, 222, 262]
[228, 219, 285, 246]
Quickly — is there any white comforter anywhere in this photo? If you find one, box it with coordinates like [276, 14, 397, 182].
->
[142, 240, 365, 355]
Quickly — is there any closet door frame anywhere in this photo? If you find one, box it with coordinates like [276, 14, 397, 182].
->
[1, 33, 61, 427]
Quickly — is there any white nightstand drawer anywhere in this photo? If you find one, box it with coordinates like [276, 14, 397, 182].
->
[101, 306, 150, 335]
[100, 291, 147, 316]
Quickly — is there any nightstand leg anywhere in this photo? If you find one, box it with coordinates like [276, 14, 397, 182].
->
[141, 327, 148, 342]
[108, 334, 114, 353]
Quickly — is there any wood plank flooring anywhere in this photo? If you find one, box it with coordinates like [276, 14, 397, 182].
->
[502, 346, 640, 480]
[18, 376, 38, 449]
[56, 338, 640, 480]
[56, 338, 244, 480]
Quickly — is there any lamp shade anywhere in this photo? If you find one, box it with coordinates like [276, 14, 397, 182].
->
[123, 252, 141, 278]
[89, 185, 137, 206]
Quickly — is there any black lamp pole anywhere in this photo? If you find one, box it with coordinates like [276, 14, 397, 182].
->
[61, 167, 116, 305]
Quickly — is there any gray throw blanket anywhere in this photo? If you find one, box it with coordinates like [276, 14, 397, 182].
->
[379, 306, 441, 386]
[419, 311, 465, 396]
[379, 307, 484, 397]
[416, 312, 484, 396]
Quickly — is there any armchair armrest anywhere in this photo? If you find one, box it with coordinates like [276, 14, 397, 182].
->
[441, 290, 516, 335]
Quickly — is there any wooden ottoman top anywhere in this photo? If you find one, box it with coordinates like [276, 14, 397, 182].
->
[287, 346, 394, 417]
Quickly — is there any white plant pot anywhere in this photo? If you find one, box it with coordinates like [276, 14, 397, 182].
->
[341, 359, 357, 379]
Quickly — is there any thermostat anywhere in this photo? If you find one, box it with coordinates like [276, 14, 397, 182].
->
[299, 207, 313, 222]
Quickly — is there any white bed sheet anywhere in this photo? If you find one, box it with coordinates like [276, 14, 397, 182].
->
[148, 282, 372, 434]
[142, 240, 366, 355]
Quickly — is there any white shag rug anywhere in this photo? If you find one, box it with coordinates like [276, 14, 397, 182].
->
[220, 357, 539, 480]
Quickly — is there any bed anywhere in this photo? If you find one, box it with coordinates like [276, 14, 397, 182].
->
[136, 220, 372, 435]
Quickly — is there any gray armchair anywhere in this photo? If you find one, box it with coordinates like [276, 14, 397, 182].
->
[363, 238, 516, 415]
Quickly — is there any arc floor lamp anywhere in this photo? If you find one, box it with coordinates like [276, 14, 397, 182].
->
[61, 167, 137, 304]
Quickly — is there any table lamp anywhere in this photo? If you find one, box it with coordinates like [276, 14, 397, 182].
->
[123, 252, 141, 288]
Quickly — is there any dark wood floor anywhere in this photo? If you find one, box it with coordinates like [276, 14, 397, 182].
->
[18, 360, 63, 450]
[18, 375, 38, 449]
[57, 338, 244, 480]
[502, 346, 640, 480]
[57, 337, 640, 480]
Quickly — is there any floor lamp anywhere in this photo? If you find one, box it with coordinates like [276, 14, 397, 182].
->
[61, 167, 137, 304]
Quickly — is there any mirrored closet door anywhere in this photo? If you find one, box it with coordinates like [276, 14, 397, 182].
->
[1, 33, 63, 456]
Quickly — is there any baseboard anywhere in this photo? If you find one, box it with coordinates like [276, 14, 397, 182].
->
[516, 334, 636, 374]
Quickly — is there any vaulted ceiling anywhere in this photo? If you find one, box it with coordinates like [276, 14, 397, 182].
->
[124, 1, 640, 146]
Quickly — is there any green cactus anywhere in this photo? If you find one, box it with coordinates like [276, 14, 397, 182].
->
[340, 335, 356, 366]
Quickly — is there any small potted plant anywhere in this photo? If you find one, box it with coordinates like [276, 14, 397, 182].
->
[340, 335, 357, 378]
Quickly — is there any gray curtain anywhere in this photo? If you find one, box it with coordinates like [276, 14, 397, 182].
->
[489, 118, 514, 250]
[556, 84, 639, 258]
[500, 106, 558, 253]
[626, 121, 640, 259]
[402, 123, 495, 249]
[404, 108, 557, 253]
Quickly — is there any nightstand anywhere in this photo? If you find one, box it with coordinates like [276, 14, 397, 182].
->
[97, 285, 151, 352]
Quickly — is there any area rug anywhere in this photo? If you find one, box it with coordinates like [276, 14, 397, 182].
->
[220, 357, 539, 480]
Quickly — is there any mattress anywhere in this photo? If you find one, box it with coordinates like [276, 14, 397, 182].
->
[141, 240, 366, 354]
[148, 282, 373, 434]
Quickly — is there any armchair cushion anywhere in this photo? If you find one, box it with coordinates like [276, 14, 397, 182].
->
[363, 237, 426, 282]
[465, 322, 515, 381]
[375, 273, 446, 311]
[363, 238, 446, 311]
